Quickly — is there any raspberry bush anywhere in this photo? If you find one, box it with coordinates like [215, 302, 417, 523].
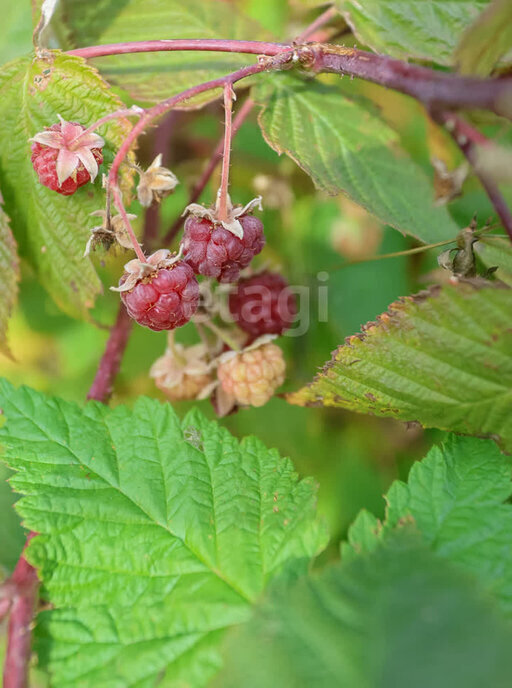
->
[0, 2, 512, 687]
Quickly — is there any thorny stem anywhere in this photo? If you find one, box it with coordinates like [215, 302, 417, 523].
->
[312, 45, 512, 119]
[68, 39, 289, 60]
[2, 533, 38, 688]
[432, 112, 512, 243]
[294, 6, 338, 43]
[217, 84, 235, 222]
[67, 40, 512, 119]
[163, 97, 255, 246]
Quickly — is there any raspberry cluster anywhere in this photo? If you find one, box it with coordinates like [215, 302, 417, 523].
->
[32, 117, 289, 411]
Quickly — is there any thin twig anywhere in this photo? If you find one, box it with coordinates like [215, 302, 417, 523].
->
[86, 305, 134, 403]
[432, 112, 512, 242]
[163, 97, 254, 246]
[68, 38, 288, 60]
[216, 84, 235, 222]
[294, 6, 338, 43]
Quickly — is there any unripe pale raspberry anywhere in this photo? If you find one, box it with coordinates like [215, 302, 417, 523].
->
[157, 372, 213, 401]
[150, 341, 214, 401]
[30, 119, 104, 196]
[229, 271, 297, 337]
[217, 342, 285, 407]
[119, 254, 199, 331]
[182, 214, 265, 283]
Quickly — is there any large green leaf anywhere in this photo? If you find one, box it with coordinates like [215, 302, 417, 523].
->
[288, 281, 512, 452]
[58, 0, 269, 105]
[455, 0, 512, 75]
[0, 52, 133, 319]
[254, 74, 459, 244]
[335, 0, 490, 65]
[0, 463, 25, 575]
[217, 530, 512, 688]
[0, 380, 327, 688]
[0, 202, 19, 357]
[343, 434, 512, 614]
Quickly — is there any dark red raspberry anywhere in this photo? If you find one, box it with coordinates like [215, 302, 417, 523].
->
[30, 120, 104, 196]
[120, 261, 199, 331]
[181, 215, 265, 283]
[229, 271, 297, 336]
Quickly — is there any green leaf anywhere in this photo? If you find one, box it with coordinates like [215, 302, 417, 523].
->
[58, 0, 269, 105]
[0, 463, 25, 575]
[0, 52, 134, 319]
[217, 530, 512, 688]
[344, 434, 512, 613]
[0, 380, 327, 688]
[0, 2, 33, 65]
[254, 74, 459, 244]
[455, 0, 512, 75]
[0, 202, 19, 358]
[287, 281, 512, 452]
[476, 236, 512, 286]
[335, 0, 490, 65]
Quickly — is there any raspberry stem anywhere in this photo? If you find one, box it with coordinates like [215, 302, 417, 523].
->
[72, 107, 144, 145]
[217, 84, 234, 223]
[163, 97, 254, 246]
[204, 320, 242, 352]
[112, 186, 147, 262]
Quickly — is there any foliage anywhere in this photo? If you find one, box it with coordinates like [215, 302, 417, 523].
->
[288, 281, 512, 453]
[0, 0, 512, 687]
[335, 0, 494, 65]
[217, 436, 512, 688]
[0, 379, 326, 687]
[254, 74, 459, 243]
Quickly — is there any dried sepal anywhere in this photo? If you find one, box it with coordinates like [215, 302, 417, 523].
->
[30, 116, 105, 185]
[150, 338, 215, 401]
[137, 154, 179, 207]
[183, 194, 263, 239]
[110, 248, 182, 292]
[84, 210, 137, 257]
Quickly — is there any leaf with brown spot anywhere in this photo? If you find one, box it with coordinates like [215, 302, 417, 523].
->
[288, 281, 512, 452]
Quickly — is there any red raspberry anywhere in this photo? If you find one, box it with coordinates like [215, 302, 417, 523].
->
[181, 214, 265, 283]
[119, 259, 199, 332]
[229, 271, 297, 336]
[30, 119, 104, 196]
